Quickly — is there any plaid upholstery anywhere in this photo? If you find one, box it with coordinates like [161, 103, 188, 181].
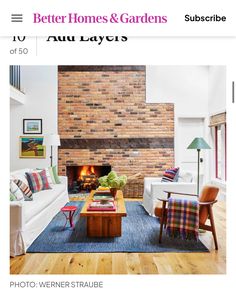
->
[25, 170, 51, 193]
[166, 198, 199, 240]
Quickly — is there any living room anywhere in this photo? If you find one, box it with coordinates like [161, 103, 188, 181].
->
[10, 65, 226, 274]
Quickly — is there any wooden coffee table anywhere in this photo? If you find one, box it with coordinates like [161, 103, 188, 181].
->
[80, 190, 127, 237]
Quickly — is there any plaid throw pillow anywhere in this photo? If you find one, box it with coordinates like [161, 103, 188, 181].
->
[161, 167, 179, 182]
[25, 170, 52, 193]
[35, 166, 61, 184]
[13, 179, 33, 201]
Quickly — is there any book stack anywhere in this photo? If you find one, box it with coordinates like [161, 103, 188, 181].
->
[96, 187, 111, 194]
[87, 201, 116, 211]
[87, 190, 116, 211]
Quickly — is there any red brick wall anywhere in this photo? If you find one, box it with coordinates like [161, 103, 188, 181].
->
[58, 66, 174, 178]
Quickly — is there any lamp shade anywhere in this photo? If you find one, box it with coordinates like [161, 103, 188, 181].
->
[43, 134, 61, 146]
[187, 137, 211, 150]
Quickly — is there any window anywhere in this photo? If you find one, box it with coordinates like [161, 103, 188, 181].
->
[215, 123, 226, 180]
[9, 65, 21, 90]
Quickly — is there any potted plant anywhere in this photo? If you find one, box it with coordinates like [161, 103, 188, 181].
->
[98, 171, 127, 197]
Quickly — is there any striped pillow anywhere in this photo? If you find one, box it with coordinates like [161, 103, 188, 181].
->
[161, 167, 179, 182]
[25, 170, 51, 193]
[13, 179, 33, 201]
[10, 181, 24, 201]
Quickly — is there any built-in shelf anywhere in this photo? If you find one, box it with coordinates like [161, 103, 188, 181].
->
[10, 85, 25, 105]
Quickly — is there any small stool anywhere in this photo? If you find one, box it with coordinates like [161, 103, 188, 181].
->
[61, 205, 77, 229]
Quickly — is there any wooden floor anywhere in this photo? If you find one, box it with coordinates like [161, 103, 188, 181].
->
[10, 201, 226, 275]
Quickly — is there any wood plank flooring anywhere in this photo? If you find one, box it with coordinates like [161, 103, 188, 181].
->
[10, 201, 226, 275]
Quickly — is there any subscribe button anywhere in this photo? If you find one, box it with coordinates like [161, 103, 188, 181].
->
[185, 14, 227, 22]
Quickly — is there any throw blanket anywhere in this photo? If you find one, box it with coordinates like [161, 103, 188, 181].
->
[166, 198, 199, 241]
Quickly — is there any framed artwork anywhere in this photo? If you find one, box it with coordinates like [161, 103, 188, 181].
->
[19, 136, 46, 158]
[23, 119, 42, 134]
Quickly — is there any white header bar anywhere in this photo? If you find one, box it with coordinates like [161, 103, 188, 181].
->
[1, 0, 235, 37]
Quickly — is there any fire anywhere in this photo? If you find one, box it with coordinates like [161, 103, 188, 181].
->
[79, 165, 96, 179]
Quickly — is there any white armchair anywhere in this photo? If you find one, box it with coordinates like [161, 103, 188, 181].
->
[142, 172, 197, 216]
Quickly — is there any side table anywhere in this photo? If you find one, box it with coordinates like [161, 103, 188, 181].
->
[61, 205, 77, 229]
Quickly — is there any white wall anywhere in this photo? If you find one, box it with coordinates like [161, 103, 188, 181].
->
[208, 66, 226, 116]
[10, 66, 58, 171]
[146, 65, 209, 117]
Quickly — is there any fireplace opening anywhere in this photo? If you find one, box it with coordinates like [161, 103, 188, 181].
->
[67, 165, 112, 193]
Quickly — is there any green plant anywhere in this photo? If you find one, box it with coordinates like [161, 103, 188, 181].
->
[98, 171, 127, 189]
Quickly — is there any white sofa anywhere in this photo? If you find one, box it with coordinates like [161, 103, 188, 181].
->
[10, 168, 69, 257]
[142, 172, 198, 216]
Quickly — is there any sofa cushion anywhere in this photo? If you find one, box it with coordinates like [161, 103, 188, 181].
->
[161, 167, 179, 182]
[11, 169, 31, 185]
[26, 170, 52, 193]
[35, 166, 61, 184]
[23, 184, 66, 223]
[178, 171, 193, 183]
[50, 166, 61, 184]
[35, 168, 53, 185]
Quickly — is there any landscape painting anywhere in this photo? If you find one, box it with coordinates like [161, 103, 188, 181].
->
[23, 119, 42, 134]
[19, 136, 45, 158]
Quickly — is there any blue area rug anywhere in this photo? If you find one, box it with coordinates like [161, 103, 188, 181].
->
[27, 201, 209, 253]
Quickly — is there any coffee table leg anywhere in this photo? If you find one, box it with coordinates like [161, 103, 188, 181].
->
[86, 216, 122, 237]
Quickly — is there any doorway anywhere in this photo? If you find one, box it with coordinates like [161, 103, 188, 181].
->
[177, 117, 205, 177]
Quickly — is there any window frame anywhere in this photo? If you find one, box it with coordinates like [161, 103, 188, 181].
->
[215, 123, 227, 181]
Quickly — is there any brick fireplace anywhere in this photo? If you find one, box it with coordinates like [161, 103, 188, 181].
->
[58, 65, 174, 184]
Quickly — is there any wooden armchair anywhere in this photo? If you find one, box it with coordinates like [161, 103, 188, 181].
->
[155, 185, 219, 250]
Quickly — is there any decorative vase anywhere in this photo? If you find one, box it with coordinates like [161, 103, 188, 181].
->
[110, 188, 117, 198]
